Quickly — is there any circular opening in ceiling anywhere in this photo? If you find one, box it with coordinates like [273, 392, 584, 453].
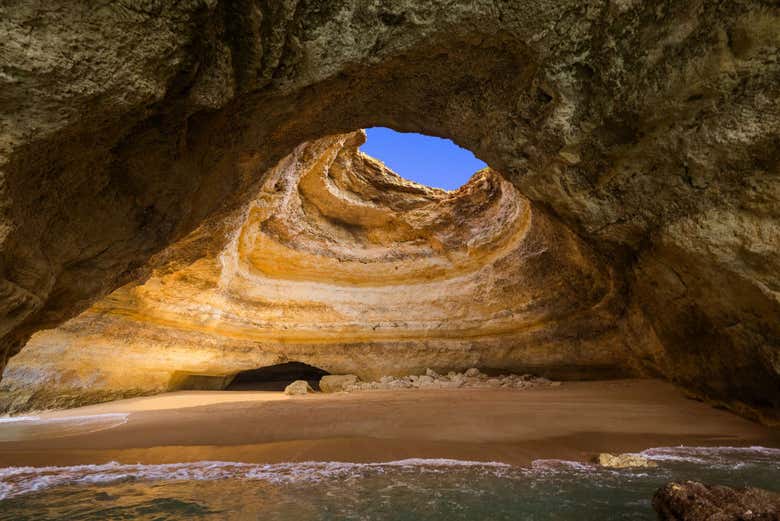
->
[359, 127, 487, 191]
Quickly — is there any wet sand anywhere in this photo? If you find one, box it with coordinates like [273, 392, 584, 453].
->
[0, 379, 777, 467]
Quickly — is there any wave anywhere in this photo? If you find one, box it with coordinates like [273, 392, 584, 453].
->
[372, 458, 510, 467]
[0, 413, 128, 425]
[0, 459, 510, 500]
[0, 413, 129, 442]
[530, 459, 596, 473]
[0, 446, 777, 501]
[639, 445, 780, 464]
[0, 416, 40, 423]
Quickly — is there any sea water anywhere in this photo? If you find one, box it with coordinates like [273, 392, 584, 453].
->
[0, 447, 777, 520]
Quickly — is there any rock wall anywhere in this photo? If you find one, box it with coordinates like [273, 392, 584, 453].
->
[0, 1, 777, 420]
[2, 132, 649, 410]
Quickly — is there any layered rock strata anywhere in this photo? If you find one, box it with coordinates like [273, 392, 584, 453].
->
[1, 133, 643, 411]
[339, 368, 560, 392]
[0, 2, 778, 419]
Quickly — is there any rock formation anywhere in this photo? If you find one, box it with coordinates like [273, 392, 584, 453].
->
[597, 453, 657, 469]
[319, 375, 359, 394]
[284, 380, 314, 396]
[338, 368, 560, 392]
[1, 133, 643, 411]
[0, 2, 777, 420]
[653, 481, 780, 521]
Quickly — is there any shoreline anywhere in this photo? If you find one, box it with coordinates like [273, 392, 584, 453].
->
[0, 379, 777, 468]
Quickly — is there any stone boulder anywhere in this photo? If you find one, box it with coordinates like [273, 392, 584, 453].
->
[319, 375, 359, 393]
[597, 453, 657, 469]
[653, 481, 780, 521]
[284, 380, 314, 396]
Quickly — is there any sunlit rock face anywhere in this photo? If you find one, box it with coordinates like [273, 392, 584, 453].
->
[0, 133, 648, 410]
[0, 2, 778, 420]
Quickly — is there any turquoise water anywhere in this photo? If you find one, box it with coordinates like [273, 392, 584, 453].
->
[0, 447, 778, 520]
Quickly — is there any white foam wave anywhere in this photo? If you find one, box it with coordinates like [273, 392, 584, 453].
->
[639, 445, 780, 464]
[0, 413, 129, 442]
[531, 459, 596, 473]
[40, 413, 128, 424]
[375, 458, 510, 468]
[1, 447, 777, 501]
[0, 459, 511, 500]
[0, 416, 40, 423]
[0, 414, 127, 425]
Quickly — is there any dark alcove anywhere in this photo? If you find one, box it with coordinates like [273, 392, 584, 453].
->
[225, 362, 330, 391]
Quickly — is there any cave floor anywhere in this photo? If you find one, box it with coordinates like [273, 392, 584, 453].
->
[0, 379, 777, 468]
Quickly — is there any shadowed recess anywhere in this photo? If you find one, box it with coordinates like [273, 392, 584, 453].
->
[359, 127, 487, 190]
[225, 362, 330, 391]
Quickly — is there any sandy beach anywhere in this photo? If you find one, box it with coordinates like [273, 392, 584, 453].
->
[0, 379, 777, 468]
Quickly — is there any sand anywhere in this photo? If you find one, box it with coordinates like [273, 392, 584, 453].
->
[0, 379, 777, 467]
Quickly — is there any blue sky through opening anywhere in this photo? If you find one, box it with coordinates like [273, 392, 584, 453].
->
[359, 127, 487, 191]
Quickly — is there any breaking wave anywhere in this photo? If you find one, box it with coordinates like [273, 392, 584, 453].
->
[0, 413, 128, 442]
[0, 459, 510, 500]
[0, 446, 776, 502]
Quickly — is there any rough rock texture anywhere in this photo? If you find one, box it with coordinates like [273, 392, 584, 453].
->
[1, 134, 642, 410]
[283, 380, 314, 396]
[319, 375, 359, 394]
[341, 368, 560, 392]
[653, 481, 780, 521]
[597, 453, 657, 469]
[0, 2, 778, 419]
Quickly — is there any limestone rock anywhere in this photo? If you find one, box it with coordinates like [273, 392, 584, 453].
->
[0, 134, 626, 411]
[319, 375, 359, 393]
[653, 481, 780, 521]
[0, 1, 777, 421]
[284, 380, 314, 396]
[341, 370, 557, 392]
[597, 453, 657, 469]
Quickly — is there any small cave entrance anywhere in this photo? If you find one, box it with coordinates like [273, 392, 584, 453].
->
[225, 362, 330, 391]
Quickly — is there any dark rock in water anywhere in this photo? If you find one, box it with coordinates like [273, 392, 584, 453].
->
[653, 481, 780, 520]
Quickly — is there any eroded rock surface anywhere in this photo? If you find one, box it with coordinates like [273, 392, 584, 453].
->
[1, 133, 642, 410]
[284, 380, 314, 396]
[319, 375, 359, 394]
[597, 453, 657, 469]
[653, 481, 780, 521]
[339, 368, 560, 392]
[0, 2, 778, 419]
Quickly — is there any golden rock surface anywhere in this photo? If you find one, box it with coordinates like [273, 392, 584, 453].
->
[1, 133, 654, 410]
[1, 2, 777, 421]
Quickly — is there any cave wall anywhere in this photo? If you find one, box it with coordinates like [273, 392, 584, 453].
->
[0, 1, 777, 420]
[1, 133, 652, 410]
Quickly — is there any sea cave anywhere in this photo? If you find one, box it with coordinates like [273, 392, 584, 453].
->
[0, 2, 778, 519]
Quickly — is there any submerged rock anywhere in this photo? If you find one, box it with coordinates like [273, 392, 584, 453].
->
[284, 380, 314, 396]
[319, 375, 359, 393]
[597, 453, 657, 469]
[653, 481, 780, 521]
